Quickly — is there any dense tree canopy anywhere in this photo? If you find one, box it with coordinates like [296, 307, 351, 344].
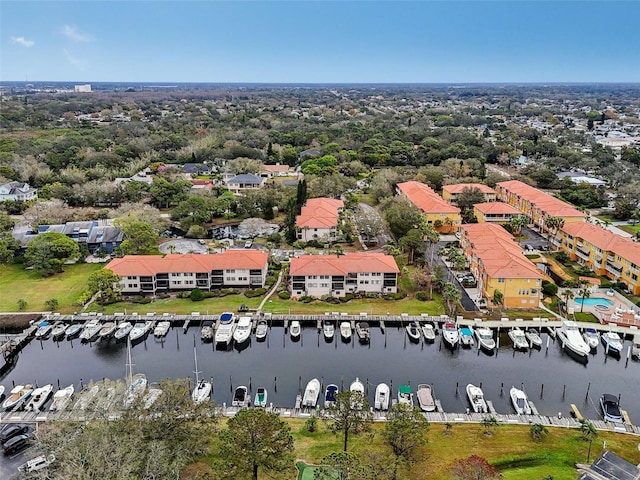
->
[24, 231, 80, 276]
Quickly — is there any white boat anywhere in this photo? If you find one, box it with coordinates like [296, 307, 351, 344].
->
[398, 385, 413, 406]
[340, 322, 352, 341]
[349, 377, 365, 409]
[374, 383, 390, 410]
[509, 386, 532, 415]
[143, 388, 162, 409]
[49, 384, 75, 411]
[356, 322, 370, 343]
[18, 454, 56, 473]
[255, 320, 268, 341]
[26, 384, 53, 411]
[459, 327, 474, 347]
[254, 387, 267, 408]
[98, 322, 117, 341]
[113, 321, 133, 342]
[417, 384, 435, 412]
[289, 320, 301, 340]
[65, 323, 82, 339]
[129, 321, 153, 343]
[421, 323, 436, 342]
[405, 322, 420, 342]
[508, 327, 529, 351]
[557, 320, 590, 358]
[600, 393, 624, 423]
[123, 339, 147, 407]
[75, 385, 99, 410]
[525, 328, 542, 348]
[80, 319, 102, 342]
[323, 320, 335, 340]
[153, 321, 171, 337]
[475, 327, 496, 351]
[324, 384, 338, 408]
[51, 322, 67, 340]
[2, 384, 33, 411]
[191, 345, 211, 404]
[35, 321, 53, 339]
[466, 383, 488, 413]
[302, 378, 321, 407]
[215, 315, 236, 346]
[232, 386, 249, 407]
[632, 334, 640, 359]
[601, 331, 623, 355]
[583, 328, 600, 350]
[233, 316, 252, 345]
[442, 322, 459, 348]
[200, 321, 214, 342]
[0, 385, 4, 400]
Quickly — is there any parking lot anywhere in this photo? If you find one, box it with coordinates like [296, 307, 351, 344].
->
[0, 423, 38, 479]
[519, 227, 549, 252]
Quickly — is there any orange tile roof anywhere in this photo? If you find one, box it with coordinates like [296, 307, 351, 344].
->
[496, 180, 585, 219]
[296, 198, 344, 229]
[461, 223, 543, 279]
[290, 252, 399, 276]
[106, 250, 268, 276]
[473, 201, 522, 215]
[397, 181, 461, 214]
[562, 222, 640, 266]
[443, 183, 496, 195]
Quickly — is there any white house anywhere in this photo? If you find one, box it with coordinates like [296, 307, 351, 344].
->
[296, 198, 344, 242]
[225, 174, 264, 195]
[0, 182, 38, 202]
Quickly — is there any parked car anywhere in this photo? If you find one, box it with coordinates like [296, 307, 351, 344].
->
[3, 433, 33, 455]
[18, 454, 56, 473]
[524, 244, 534, 252]
[244, 240, 253, 248]
[0, 424, 29, 443]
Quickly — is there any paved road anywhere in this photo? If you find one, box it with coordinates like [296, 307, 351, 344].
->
[430, 242, 479, 312]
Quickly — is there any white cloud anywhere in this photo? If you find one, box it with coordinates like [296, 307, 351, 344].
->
[11, 36, 35, 47]
[64, 49, 87, 71]
[62, 25, 94, 42]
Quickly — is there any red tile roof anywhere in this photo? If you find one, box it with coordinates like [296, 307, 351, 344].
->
[296, 198, 344, 229]
[397, 181, 461, 214]
[496, 180, 586, 219]
[290, 252, 399, 276]
[474, 201, 522, 215]
[443, 183, 496, 195]
[562, 222, 640, 266]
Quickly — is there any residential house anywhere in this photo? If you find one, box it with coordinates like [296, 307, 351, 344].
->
[289, 252, 399, 298]
[460, 223, 544, 308]
[106, 250, 269, 294]
[0, 181, 38, 202]
[296, 198, 344, 243]
[14, 220, 124, 254]
[495, 180, 586, 232]
[260, 164, 294, 178]
[554, 222, 640, 295]
[182, 163, 212, 175]
[225, 174, 264, 195]
[576, 450, 640, 480]
[442, 183, 496, 204]
[473, 202, 523, 225]
[396, 181, 461, 233]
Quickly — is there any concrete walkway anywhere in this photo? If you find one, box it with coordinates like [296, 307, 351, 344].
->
[258, 271, 283, 311]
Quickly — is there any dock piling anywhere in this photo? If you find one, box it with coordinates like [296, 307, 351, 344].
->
[585, 382, 590, 401]
[563, 384, 566, 400]
[540, 383, 544, 399]
[500, 383, 504, 396]
[455, 382, 459, 397]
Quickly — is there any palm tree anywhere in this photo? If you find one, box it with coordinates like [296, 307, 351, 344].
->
[578, 284, 591, 313]
[561, 289, 574, 315]
[492, 289, 504, 310]
[508, 215, 529, 236]
[480, 416, 499, 436]
[442, 282, 462, 316]
[544, 216, 565, 248]
[579, 419, 598, 462]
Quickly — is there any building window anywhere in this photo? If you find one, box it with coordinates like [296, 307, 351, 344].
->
[128, 283, 136, 288]
[498, 278, 505, 283]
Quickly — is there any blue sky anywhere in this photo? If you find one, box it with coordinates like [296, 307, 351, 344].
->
[2, 1, 639, 83]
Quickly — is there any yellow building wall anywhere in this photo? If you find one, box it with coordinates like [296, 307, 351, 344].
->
[485, 277, 541, 308]
[424, 212, 462, 234]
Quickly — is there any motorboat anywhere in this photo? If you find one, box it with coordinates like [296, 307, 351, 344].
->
[129, 321, 153, 343]
[98, 322, 117, 341]
[200, 321, 214, 342]
[219, 312, 235, 324]
[215, 318, 236, 347]
[233, 316, 252, 345]
[143, 388, 162, 409]
[35, 321, 53, 339]
[421, 323, 436, 342]
[232, 386, 249, 407]
[254, 387, 267, 408]
[601, 331, 623, 355]
[374, 383, 390, 410]
[153, 321, 171, 337]
[459, 327, 474, 347]
[632, 334, 640, 359]
[323, 320, 335, 341]
[340, 322, 352, 341]
[442, 322, 459, 349]
[600, 393, 623, 423]
[405, 322, 420, 342]
[466, 383, 488, 413]
[49, 384, 74, 411]
[398, 385, 413, 406]
[255, 319, 268, 341]
[0, 385, 4, 400]
[80, 319, 102, 342]
[356, 322, 370, 343]
[349, 377, 365, 409]
[417, 384, 435, 412]
[290, 320, 301, 340]
[583, 328, 600, 350]
[191, 345, 211, 404]
[324, 384, 338, 408]
[25, 384, 53, 411]
[557, 321, 590, 359]
[65, 323, 82, 339]
[2, 384, 33, 411]
[113, 321, 133, 342]
[525, 328, 542, 348]
[508, 327, 529, 351]
[123, 338, 147, 408]
[302, 378, 321, 407]
[51, 322, 67, 340]
[509, 386, 532, 415]
[18, 454, 56, 474]
[475, 327, 496, 351]
[75, 385, 99, 410]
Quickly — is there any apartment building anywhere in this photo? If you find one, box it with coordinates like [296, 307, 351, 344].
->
[14, 220, 123, 254]
[442, 183, 497, 204]
[289, 252, 399, 298]
[397, 181, 461, 233]
[296, 198, 344, 242]
[460, 223, 544, 308]
[106, 250, 269, 294]
[473, 202, 523, 225]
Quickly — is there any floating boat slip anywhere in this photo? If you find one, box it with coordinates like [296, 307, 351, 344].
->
[232, 386, 249, 408]
[324, 384, 338, 408]
[356, 322, 371, 343]
[200, 321, 214, 342]
[405, 322, 420, 343]
[475, 327, 495, 351]
[459, 327, 474, 347]
[25, 384, 53, 411]
[417, 384, 435, 412]
[322, 320, 335, 341]
[421, 323, 436, 342]
[466, 383, 488, 414]
[525, 328, 542, 348]
[509, 386, 532, 415]
[442, 322, 459, 349]
[340, 322, 352, 341]
[398, 385, 413, 406]
[601, 331, 623, 355]
[302, 378, 321, 408]
[113, 322, 133, 342]
[374, 383, 390, 410]
[508, 327, 529, 351]
[557, 320, 590, 359]
[153, 321, 171, 338]
[2, 384, 33, 411]
[49, 384, 74, 411]
[254, 387, 267, 408]
[255, 320, 268, 341]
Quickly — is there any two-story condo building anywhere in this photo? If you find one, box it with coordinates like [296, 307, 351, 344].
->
[106, 250, 269, 294]
[0, 181, 38, 202]
[460, 223, 544, 308]
[14, 220, 123, 254]
[442, 183, 497, 204]
[554, 222, 640, 295]
[397, 181, 461, 233]
[296, 198, 344, 243]
[495, 180, 586, 232]
[289, 252, 399, 298]
[473, 202, 523, 225]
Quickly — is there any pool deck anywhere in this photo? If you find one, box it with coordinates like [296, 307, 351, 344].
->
[571, 296, 640, 329]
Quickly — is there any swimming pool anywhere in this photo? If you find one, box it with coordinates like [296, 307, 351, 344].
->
[574, 297, 614, 307]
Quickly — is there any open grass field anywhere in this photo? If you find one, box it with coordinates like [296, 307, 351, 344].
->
[0, 262, 102, 313]
[85, 294, 263, 315]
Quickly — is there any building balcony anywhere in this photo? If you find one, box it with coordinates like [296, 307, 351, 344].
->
[575, 248, 590, 261]
[606, 262, 623, 276]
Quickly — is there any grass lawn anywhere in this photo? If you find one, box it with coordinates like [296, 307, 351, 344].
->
[620, 224, 640, 235]
[85, 294, 263, 315]
[262, 296, 445, 316]
[0, 262, 103, 313]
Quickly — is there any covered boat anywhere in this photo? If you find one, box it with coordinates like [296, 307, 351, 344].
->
[417, 384, 435, 412]
[397, 385, 413, 406]
[232, 386, 249, 407]
[356, 322, 370, 343]
[254, 387, 267, 408]
[324, 384, 338, 408]
[459, 327, 474, 347]
[600, 394, 623, 423]
[35, 321, 53, 339]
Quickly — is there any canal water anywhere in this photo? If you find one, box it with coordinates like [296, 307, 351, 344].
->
[2, 326, 639, 422]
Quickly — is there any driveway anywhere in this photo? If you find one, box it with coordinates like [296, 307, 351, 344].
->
[430, 242, 479, 312]
[519, 227, 548, 251]
[159, 239, 208, 254]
